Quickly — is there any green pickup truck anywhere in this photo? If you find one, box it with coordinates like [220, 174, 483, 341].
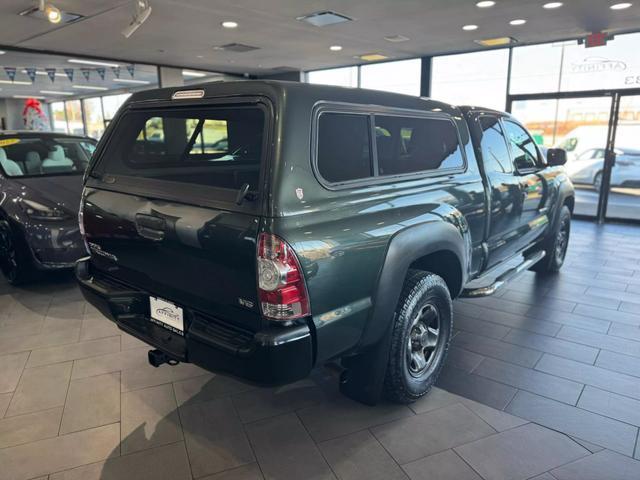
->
[76, 81, 574, 405]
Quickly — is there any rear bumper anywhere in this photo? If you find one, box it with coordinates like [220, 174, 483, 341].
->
[75, 258, 314, 386]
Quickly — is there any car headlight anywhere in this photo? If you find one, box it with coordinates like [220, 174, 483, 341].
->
[19, 199, 70, 221]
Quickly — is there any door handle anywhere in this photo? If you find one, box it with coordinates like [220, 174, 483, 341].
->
[135, 214, 166, 241]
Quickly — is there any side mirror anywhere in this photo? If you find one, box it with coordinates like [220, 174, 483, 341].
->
[547, 148, 567, 166]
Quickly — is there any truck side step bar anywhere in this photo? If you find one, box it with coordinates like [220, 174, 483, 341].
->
[460, 250, 546, 298]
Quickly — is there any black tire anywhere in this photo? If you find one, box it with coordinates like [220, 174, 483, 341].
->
[0, 221, 36, 286]
[383, 270, 452, 404]
[531, 205, 571, 274]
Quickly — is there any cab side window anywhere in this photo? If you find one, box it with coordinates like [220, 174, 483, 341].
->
[479, 116, 512, 174]
[503, 120, 540, 171]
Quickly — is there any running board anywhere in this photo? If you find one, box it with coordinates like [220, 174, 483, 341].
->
[460, 250, 546, 298]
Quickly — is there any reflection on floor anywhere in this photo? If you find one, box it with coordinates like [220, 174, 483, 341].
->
[1, 219, 640, 479]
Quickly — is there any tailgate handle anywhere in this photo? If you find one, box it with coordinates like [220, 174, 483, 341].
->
[135, 214, 166, 241]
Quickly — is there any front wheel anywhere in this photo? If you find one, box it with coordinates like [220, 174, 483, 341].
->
[0, 221, 35, 285]
[531, 205, 571, 274]
[383, 270, 452, 404]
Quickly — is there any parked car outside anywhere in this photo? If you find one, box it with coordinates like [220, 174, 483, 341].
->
[77, 81, 574, 405]
[566, 147, 640, 189]
[0, 131, 96, 284]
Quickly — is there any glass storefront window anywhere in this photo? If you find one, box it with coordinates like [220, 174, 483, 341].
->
[510, 43, 564, 95]
[360, 59, 421, 96]
[307, 67, 358, 88]
[431, 49, 509, 110]
[102, 93, 131, 124]
[83, 97, 105, 140]
[65, 100, 84, 136]
[50, 102, 68, 133]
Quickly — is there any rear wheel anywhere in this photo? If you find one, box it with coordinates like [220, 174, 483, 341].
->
[593, 171, 603, 192]
[383, 270, 452, 404]
[0, 221, 35, 285]
[531, 205, 571, 274]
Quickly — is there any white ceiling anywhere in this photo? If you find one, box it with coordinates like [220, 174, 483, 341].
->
[1, 0, 639, 77]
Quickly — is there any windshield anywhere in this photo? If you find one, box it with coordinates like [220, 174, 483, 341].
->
[0, 136, 96, 178]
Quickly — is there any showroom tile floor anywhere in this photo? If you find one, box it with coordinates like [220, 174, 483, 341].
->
[1, 219, 640, 480]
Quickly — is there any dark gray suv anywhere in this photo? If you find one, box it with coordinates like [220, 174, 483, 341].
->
[0, 131, 96, 284]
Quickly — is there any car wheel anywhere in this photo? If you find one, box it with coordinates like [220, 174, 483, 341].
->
[593, 171, 603, 192]
[531, 205, 571, 274]
[383, 270, 452, 404]
[0, 221, 35, 286]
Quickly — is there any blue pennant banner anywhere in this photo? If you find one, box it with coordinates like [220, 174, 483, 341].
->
[80, 68, 91, 81]
[63, 68, 74, 82]
[126, 65, 135, 77]
[4, 67, 16, 82]
[96, 67, 106, 80]
[111, 66, 120, 78]
[25, 68, 37, 83]
[45, 68, 57, 83]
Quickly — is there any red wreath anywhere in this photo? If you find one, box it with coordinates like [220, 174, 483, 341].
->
[22, 98, 46, 118]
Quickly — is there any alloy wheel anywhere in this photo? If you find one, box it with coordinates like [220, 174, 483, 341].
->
[406, 303, 440, 377]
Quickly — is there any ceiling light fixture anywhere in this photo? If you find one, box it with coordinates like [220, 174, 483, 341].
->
[221, 21, 238, 28]
[610, 3, 632, 9]
[0, 51, 5, 55]
[115, 78, 150, 84]
[40, 90, 73, 95]
[68, 58, 120, 68]
[122, 0, 152, 38]
[463, 24, 479, 31]
[38, 0, 61, 23]
[383, 34, 410, 43]
[0, 80, 33, 85]
[14, 95, 46, 99]
[475, 36, 518, 46]
[359, 53, 388, 61]
[182, 70, 207, 77]
[476, 1, 496, 7]
[510, 19, 527, 25]
[72, 84, 109, 91]
[543, 2, 563, 8]
[329, 45, 343, 51]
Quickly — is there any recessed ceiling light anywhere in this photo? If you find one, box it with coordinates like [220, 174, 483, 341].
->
[40, 90, 73, 96]
[14, 95, 45, 99]
[329, 45, 343, 51]
[72, 84, 109, 91]
[182, 70, 207, 77]
[359, 53, 388, 61]
[384, 34, 410, 43]
[115, 78, 150, 84]
[475, 36, 518, 46]
[510, 19, 527, 25]
[297, 11, 353, 27]
[0, 80, 33, 85]
[44, 3, 62, 23]
[476, 1, 496, 7]
[463, 24, 479, 31]
[68, 59, 120, 68]
[221, 21, 238, 28]
[610, 3, 632, 9]
[0, 51, 5, 55]
[543, 2, 563, 8]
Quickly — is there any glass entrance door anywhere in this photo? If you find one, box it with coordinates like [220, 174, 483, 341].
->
[604, 95, 640, 221]
[510, 96, 614, 218]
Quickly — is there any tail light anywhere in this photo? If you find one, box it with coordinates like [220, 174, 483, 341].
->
[257, 233, 310, 321]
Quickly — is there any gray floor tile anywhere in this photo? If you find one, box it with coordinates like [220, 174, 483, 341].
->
[551, 449, 640, 480]
[232, 379, 324, 423]
[246, 413, 335, 480]
[0, 407, 62, 449]
[569, 436, 605, 454]
[120, 383, 183, 455]
[0, 392, 10, 417]
[557, 326, 640, 358]
[49, 440, 192, 480]
[535, 354, 640, 401]
[297, 396, 414, 443]
[402, 449, 481, 480]
[531, 310, 610, 334]
[27, 336, 120, 368]
[458, 397, 528, 432]
[78, 317, 120, 342]
[502, 329, 599, 364]
[578, 386, 640, 427]
[179, 397, 254, 478]
[60, 372, 120, 434]
[447, 346, 485, 373]
[506, 391, 638, 456]
[453, 331, 542, 368]
[121, 361, 207, 392]
[0, 327, 80, 356]
[7, 362, 72, 417]
[71, 347, 149, 380]
[573, 304, 640, 327]
[408, 387, 462, 415]
[452, 313, 512, 340]
[0, 351, 29, 393]
[319, 429, 408, 480]
[437, 365, 517, 410]
[609, 323, 640, 342]
[173, 373, 254, 406]
[453, 303, 561, 336]
[0, 423, 120, 480]
[199, 464, 264, 480]
[455, 423, 588, 480]
[473, 357, 584, 405]
[371, 403, 495, 465]
[528, 473, 558, 480]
